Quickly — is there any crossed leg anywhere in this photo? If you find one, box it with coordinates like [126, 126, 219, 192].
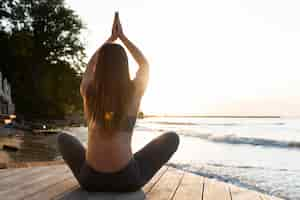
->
[133, 131, 180, 186]
[57, 133, 86, 181]
[57, 131, 180, 190]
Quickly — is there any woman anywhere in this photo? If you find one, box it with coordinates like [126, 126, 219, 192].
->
[57, 13, 179, 192]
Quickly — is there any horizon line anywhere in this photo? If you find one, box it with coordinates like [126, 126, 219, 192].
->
[143, 114, 282, 118]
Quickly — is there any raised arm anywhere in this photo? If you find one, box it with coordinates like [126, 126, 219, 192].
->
[121, 36, 149, 92]
[80, 16, 118, 97]
[80, 50, 97, 97]
[116, 13, 149, 95]
[120, 36, 149, 69]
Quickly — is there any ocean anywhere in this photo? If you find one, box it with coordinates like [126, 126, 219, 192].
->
[132, 117, 300, 200]
[1, 117, 300, 199]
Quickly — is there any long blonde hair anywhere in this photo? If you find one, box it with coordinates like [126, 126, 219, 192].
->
[84, 43, 134, 135]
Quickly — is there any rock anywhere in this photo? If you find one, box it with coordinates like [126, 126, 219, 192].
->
[0, 162, 7, 169]
[3, 144, 19, 152]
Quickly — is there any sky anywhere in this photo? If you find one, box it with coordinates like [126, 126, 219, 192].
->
[66, 0, 300, 116]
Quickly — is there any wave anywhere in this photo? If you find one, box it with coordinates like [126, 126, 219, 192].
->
[206, 162, 265, 170]
[145, 121, 239, 126]
[166, 162, 287, 199]
[179, 132, 300, 149]
[145, 121, 199, 126]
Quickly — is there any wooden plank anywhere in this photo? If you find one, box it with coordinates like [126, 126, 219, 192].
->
[146, 167, 184, 200]
[203, 178, 231, 200]
[0, 165, 71, 200]
[261, 194, 283, 200]
[25, 176, 78, 200]
[0, 166, 46, 180]
[0, 167, 35, 179]
[173, 172, 204, 200]
[143, 166, 168, 193]
[0, 165, 70, 199]
[261, 195, 271, 200]
[229, 184, 261, 200]
[0, 164, 284, 200]
[0, 165, 60, 191]
[0, 168, 21, 174]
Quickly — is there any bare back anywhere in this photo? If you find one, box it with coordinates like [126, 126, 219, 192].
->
[85, 71, 147, 172]
[81, 20, 149, 173]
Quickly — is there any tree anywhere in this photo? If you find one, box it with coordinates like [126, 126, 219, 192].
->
[0, 0, 85, 119]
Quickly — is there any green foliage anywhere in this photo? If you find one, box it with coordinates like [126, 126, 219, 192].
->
[0, 0, 85, 119]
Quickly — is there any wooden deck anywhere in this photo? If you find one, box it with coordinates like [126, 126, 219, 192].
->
[0, 164, 283, 200]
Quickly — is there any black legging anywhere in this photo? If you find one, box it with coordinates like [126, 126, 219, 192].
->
[57, 131, 179, 192]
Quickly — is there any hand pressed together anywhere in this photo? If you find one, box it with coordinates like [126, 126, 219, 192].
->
[107, 12, 126, 42]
